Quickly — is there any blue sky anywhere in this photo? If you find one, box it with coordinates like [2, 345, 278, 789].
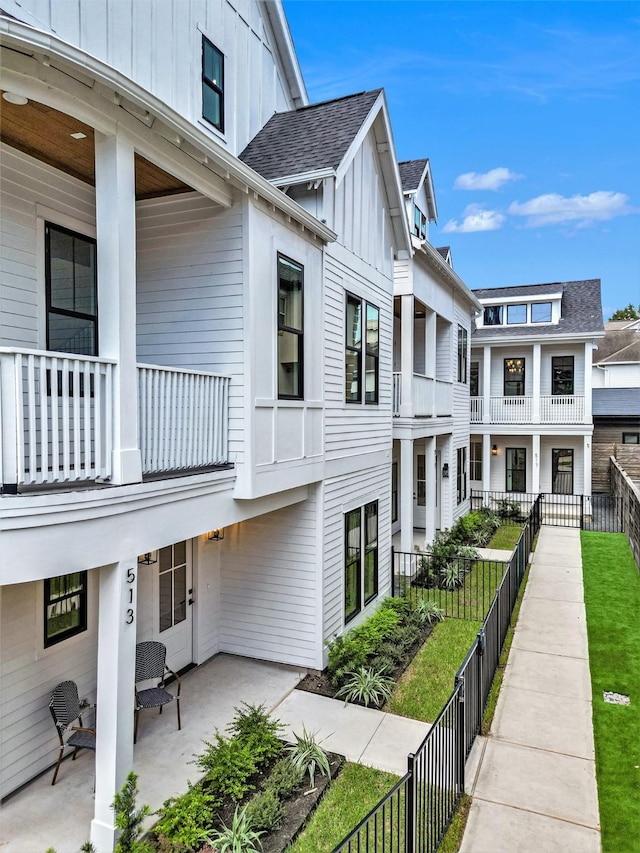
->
[283, 0, 640, 318]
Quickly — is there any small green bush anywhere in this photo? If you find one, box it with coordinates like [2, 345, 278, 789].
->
[394, 623, 421, 651]
[438, 560, 467, 590]
[226, 703, 283, 765]
[244, 788, 284, 833]
[335, 667, 394, 707]
[154, 782, 218, 851]
[376, 639, 405, 664]
[369, 653, 397, 675]
[327, 607, 400, 686]
[112, 772, 152, 853]
[196, 734, 258, 802]
[414, 599, 445, 625]
[286, 727, 331, 789]
[265, 757, 305, 800]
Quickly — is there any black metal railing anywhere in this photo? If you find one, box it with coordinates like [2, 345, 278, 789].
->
[471, 489, 622, 531]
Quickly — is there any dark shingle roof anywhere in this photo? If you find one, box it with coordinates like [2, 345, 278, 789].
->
[436, 246, 450, 259]
[598, 339, 640, 364]
[398, 159, 429, 193]
[239, 90, 382, 180]
[472, 280, 603, 339]
[593, 388, 640, 417]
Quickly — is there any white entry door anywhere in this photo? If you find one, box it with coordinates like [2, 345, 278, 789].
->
[413, 449, 426, 529]
[154, 540, 193, 672]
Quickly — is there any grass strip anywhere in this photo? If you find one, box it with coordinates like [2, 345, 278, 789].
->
[581, 531, 640, 853]
[439, 794, 471, 852]
[287, 763, 400, 853]
[486, 523, 523, 551]
[387, 619, 482, 722]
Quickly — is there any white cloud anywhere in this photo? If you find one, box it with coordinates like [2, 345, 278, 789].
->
[454, 168, 523, 191]
[508, 191, 635, 227]
[442, 204, 506, 233]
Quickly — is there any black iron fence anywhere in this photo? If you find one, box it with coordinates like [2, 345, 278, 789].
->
[331, 497, 542, 853]
[471, 489, 623, 532]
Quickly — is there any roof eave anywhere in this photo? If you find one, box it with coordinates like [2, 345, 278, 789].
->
[472, 330, 605, 345]
[415, 237, 481, 311]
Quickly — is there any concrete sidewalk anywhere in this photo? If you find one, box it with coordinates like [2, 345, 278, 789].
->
[461, 526, 601, 853]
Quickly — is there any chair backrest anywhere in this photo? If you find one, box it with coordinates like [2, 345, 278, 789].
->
[49, 680, 81, 729]
[135, 641, 167, 683]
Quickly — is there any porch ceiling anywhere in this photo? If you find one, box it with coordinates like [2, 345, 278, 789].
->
[0, 92, 191, 199]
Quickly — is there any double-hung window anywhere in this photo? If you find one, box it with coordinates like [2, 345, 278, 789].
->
[504, 358, 525, 396]
[344, 501, 378, 623]
[202, 36, 224, 131]
[457, 326, 468, 383]
[551, 356, 574, 396]
[44, 572, 88, 647]
[456, 447, 467, 504]
[277, 255, 304, 399]
[345, 294, 379, 403]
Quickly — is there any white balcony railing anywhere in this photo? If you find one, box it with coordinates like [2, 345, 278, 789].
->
[138, 364, 229, 474]
[470, 394, 586, 425]
[434, 379, 452, 416]
[392, 372, 452, 418]
[0, 348, 230, 489]
[412, 374, 434, 416]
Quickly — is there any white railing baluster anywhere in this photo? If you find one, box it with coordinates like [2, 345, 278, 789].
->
[39, 356, 48, 482]
[50, 357, 60, 481]
[26, 354, 37, 483]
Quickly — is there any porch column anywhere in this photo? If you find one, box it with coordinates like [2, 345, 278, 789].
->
[583, 435, 592, 497]
[584, 342, 593, 424]
[426, 309, 436, 416]
[532, 344, 541, 423]
[482, 345, 491, 424]
[482, 433, 492, 494]
[91, 560, 138, 853]
[94, 133, 142, 485]
[532, 433, 541, 494]
[440, 434, 453, 530]
[399, 438, 414, 552]
[425, 435, 436, 547]
[400, 295, 414, 418]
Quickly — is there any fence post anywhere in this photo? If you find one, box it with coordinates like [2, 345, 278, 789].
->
[580, 494, 584, 530]
[391, 545, 396, 596]
[406, 752, 415, 853]
[477, 629, 485, 731]
[455, 676, 466, 796]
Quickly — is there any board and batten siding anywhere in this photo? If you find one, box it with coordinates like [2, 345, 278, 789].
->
[0, 576, 99, 798]
[322, 465, 392, 652]
[1, 0, 295, 156]
[135, 193, 246, 463]
[0, 144, 96, 348]
[218, 491, 321, 668]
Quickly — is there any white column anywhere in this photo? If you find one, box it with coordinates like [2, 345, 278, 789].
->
[532, 344, 541, 423]
[440, 435, 453, 530]
[426, 310, 436, 379]
[584, 342, 593, 423]
[91, 560, 138, 853]
[482, 345, 491, 424]
[95, 133, 142, 485]
[532, 433, 541, 494]
[399, 438, 414, 552]
[583, 435, 592, 497]
[482, 433, 492, 494]
[425, 435, 436, 546]
[400, 295, 414, 418]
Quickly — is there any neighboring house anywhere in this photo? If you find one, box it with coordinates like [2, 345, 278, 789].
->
[0, 2, 410, 847]
[392, 160, 481, 551]
[470, 280, 604, 499]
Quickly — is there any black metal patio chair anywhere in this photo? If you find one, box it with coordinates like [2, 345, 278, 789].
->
[48, 680, 96, 785]
[134, 640, 181, 743]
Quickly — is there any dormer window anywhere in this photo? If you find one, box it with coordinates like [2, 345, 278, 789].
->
[202, 36, 224, 132]
[413, 206, 427, 240]
[531, 302, 552, 323]
[484, 305, 503, 326]
[507, 304, 527, 325]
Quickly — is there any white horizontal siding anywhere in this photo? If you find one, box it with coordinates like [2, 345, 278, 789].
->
[540, 344, 585, 395]
[490, 346, 534, 396]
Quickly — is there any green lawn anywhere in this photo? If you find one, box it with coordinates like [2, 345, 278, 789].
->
[410, 559, 505, 622]
[386, 618, 482, 722]
[287, 763, 400, 853]
[486, 523, 523, 551]
[581, 532, 640, 852]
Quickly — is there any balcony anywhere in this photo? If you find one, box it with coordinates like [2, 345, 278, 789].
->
[393, 373, 452, 418]
[470, 395, 586, 425]
[0, 348, 230, 491]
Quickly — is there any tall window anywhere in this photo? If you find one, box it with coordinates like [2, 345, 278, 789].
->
[552, 449, 573, 495]
[470, 362, 479, 397]
[506, 448, 526, 492]
[504, 358, 525, 396]
[345, 294, 379, 404]
[391, 462, 398, 522]
[202, 36, 224, 131]
[552, 356, 574, 395]
[46, 223, 97, 356]
[470, 441, 482, 481]
[416, 454, 426, 506]
[456, 446, 467, 504]
[413, 206, 427, 240]
[457, 326, 468, 383]
[277, 255, 304, 399]
[44, 572, 87, 647]
[344, 501, 378, 623]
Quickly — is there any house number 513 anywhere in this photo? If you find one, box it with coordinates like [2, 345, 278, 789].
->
[126, 567, 136, 624]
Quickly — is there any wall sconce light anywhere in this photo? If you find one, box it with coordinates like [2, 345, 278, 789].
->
[208, 528, 225, 541]
[442, 463, 449, 478]
[138, 552, 157, 565]
[491, 444, 498, 456]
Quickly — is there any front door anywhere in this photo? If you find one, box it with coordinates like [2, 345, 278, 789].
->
[413, 449, 426, 529]
[155, 540, 193, 672]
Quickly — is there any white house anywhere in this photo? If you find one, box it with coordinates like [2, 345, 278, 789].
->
[470, 280, 604, 500]
[391, 160, 481, 553]
[0, 1, 410, 848]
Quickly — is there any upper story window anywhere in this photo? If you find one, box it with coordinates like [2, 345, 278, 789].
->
[507, 304, 527, 324]
[413, 206, 427, 240]
[552, 356, 574, 395]
[531, 302, 552, 323]
[44, 571, 88, 647]
[470, 362, 479, 397]
[46, 223, 97, 356]
[345, 294, 379, 404]
[277, 255, 303, 400]
[456, 446, 467, 505]
[457, 326, 468, 383]
[483, 305, 503, 326]
[504, 358, 525, 396]
[202, 36, 224, 132]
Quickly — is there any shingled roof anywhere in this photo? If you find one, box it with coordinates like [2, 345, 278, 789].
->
[398, 159, 429, 193]
[472, 280, 603, 339]
[239, 90, 382, 181]
[593, 388, 640, 417]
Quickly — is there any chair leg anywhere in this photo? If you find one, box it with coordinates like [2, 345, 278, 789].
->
[176, 698, 181, 731]
[51, 748, 64, 785]
[72, 747, 79, 761]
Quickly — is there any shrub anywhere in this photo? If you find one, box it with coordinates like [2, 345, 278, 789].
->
[494, 498, 523, 520]
[196, 734, 258, 802]
[335, 666, 394, 707]
[154, 782, 218, 851]
[327, 607, 400, 686]
[226, 703, 283, 765]
[376, 639, 405, 664]
[286, 727, 331, 788]
[244, 788, 284, 833]
[394, 623, 421, 651]
[369, 653, 397, 675]
[112, 772, 152, 853]
[207, 806, 263, 853]
[265, 757, 305, 800]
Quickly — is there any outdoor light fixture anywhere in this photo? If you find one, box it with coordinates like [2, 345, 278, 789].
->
[492, 444, 498, 456]
[442, 463, 449, 478]
[137, 552, 158, 565]
[208, 528, 224, 541]
[2, 92, 28, 105]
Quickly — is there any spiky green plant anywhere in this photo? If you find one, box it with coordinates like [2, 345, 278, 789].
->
[335, 666, 394, 707]
[285, 726, 331, 789]
[208, 805, 263, 853]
